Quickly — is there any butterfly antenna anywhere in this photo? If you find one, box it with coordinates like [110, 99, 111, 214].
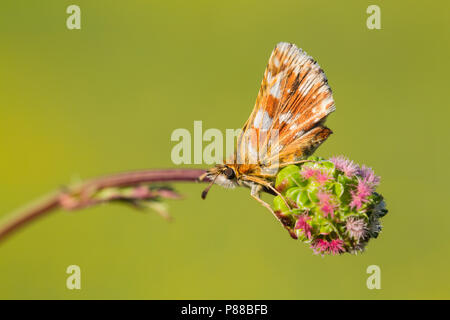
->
[201, 174, 219, 200]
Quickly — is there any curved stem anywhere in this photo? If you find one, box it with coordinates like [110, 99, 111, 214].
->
[0, 168, 207, 243]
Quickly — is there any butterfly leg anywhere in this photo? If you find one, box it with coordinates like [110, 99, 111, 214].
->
[262, 181, 293, 210]
[242, 174, 292, 210]
[250, 184, 297, 239]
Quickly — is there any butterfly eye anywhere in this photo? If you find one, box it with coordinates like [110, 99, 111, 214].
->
[224, 167, 235, 179]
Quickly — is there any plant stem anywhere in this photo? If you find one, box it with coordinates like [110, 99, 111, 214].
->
[0, 168, 207, 243]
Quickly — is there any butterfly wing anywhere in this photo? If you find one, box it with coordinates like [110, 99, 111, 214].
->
[236, 42, 335, 175]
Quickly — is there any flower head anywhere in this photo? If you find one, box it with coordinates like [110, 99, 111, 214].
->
[329, 239, 345, 255]
[315, 170, 331, 185]
[311, 239, 345, 255]
[345, 217, 367, 241]
[317, 191, 335, 218]
[350, 191, 366, 210]
[356, 179, 373, 198]
[350, 179, 373, 210]
[359, 165, 380, 186]
[301, 167, 318, 180]
[295, 213, 312, 239]
[311, 239, 329, 255]
[273, 155, 387, 256]
[330, 156, 359, 178]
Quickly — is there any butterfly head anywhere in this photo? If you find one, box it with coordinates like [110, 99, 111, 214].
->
[200, 164, 239, 199]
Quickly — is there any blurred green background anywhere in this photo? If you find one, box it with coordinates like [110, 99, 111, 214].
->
[0, 0, 449, 299]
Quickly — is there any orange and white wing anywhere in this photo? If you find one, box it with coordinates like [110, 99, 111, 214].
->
[236, 42, 335, 173]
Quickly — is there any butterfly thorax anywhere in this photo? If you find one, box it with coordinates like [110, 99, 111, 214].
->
[205, 161, 274, 191]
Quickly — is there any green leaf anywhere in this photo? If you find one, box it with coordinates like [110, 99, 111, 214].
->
[273, 195, 290, 214]
[298, 189, 310, 207]
[308, 189, 319, 203]
[285, 187, 301, 202]
[275, 165, 302, 194]
[337, 174, 350, 186]
[321, 160, 335, 172]
[285, 187, 311, 209]
[333, 182, 344, 198]
[319, 223, 334, 235]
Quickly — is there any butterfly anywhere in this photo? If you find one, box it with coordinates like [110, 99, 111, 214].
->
[199, 42, 335, 237]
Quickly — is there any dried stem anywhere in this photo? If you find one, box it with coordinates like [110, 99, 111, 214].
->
[0, 168, 208, 243]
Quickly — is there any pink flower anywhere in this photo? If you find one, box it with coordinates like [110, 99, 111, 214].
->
[321, 203, 335, 218]
[317, 191, 331, 203]
[330, 156, 359, 178]
[350, 180, 372, 210]
[356, 179, 372, 198]
[311, 239, 345, 255]
[301, 167, 318, 180]
[301, 167, 331, 186]
[359, 165, 380, 186]
[311, 239, 329, 255]
[350, 191, 366, 210]
[295, 214, 312, 239]
[317, 191, 335, 218]
[328, 239, 345, 255]
[345, 217, 367, 241]
[315, 170, 331, 185]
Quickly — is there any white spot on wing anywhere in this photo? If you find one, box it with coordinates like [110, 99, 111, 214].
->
[273, 57, 280, 68]
[248, 141, 258, 160]
[279, 112, 292, 124]
[260, 112, 272, 132]
[253, 110, 263, 128]
[295, 130, 305, 139]
[270, 77, 282, 99]
[298, 75, 314, 95]
[266, 71, 272, 84]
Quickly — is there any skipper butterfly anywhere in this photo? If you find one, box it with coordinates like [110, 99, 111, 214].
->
[200, 42, 335, 234]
